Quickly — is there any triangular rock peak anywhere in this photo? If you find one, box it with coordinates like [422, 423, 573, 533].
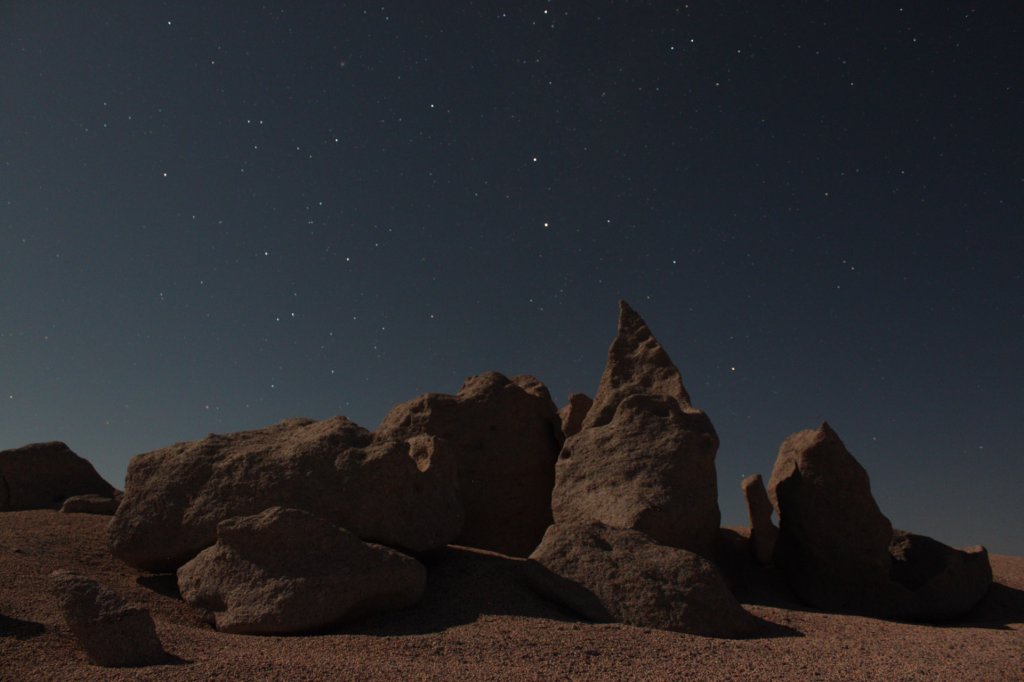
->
[582, 300, 694, 430]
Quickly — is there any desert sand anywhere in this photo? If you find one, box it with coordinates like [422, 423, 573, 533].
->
[2, 510, 1021, 681]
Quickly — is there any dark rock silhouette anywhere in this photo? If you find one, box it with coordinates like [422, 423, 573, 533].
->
[50, 570, 169, 667]
[558, 393, 592, 439]
[525, 523, 758, 638]
[0, 442, 115, 511]
[377, 372, 561, 557]
[741, 474, 778, 565]
[552, 302, 720, 558]
[768, 422, 992, 618]
[768, 423, 895, 612]
[177, 507, 426, 634]
[109, 417, 463, 571]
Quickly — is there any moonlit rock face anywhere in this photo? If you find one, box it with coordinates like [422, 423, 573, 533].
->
[377, 371, 562, 557]
[558, 393, 593, 440]
[108, 416, 463, 571]
[176, 507, 426, 635]
[525, 522, 758, 638]
[551, 303, 721, 558]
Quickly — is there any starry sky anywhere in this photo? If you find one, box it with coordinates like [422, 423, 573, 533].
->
[2, 3, 1021, 554]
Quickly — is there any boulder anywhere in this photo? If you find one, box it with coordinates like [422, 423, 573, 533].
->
[767, 423, 895, 612]
[50, 570, 168, 667]
[61, 493, 121, 515]
[109, 417, 462, 571]
[0, 442, 116, 511]
[377, 372, 562, 557]
[581, 300, 697, 430]
[524, 523, 758, 638]
[888, 530, 992, 620]
[741, 474, 778, 565]
[558, 393, 593, 439]
[177, 507, 426, 634]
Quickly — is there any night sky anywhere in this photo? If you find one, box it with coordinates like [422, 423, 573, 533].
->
[2, 3, 1021, 554]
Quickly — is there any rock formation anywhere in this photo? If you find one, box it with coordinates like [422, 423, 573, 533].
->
[741, 474, 778, 565]
[50, 570, 169, 667]
[558, 393, 592, 439]
[0, 442, 116, 511]
[767, 423, 895, 611]
[551, 302, 721, 557]
[769, 422, 992, 618]
[177, 507, 426, 634]
[525, 523, 758, 638]
[109, 417, 462, 571]
[60, 493, 121, 516]
[377, 372, 562, 557]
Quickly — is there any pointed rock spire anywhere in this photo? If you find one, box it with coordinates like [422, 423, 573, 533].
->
[582, 300, 693, 430]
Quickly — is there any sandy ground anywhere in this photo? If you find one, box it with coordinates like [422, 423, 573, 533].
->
[1, 510, 1021, 681]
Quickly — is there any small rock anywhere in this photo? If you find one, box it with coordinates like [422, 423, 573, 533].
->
[177, 507, 426, 634]
[888, 530, 992, 620]
[50, 570, 168, 667]
[558, 393, 593, 439]
[61, 494, 121, 516]
[740, 474, 778, 565]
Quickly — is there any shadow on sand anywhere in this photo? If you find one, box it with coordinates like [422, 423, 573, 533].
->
[0, 613, 45, 640]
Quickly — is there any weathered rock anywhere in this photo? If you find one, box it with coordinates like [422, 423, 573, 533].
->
[553, 397, 720, 557]
[177, 507, 426, 634]
[50, 570, 168, 667]
[888, 530, 992, 620]
[109, 417, 462, 571]
[0, 442, 116, 511]
[741, 474, 778, 565]
[558, 393, 593, 439]
[767, 423, 895, 612]
[61, 493, 121, 516]
[525, 523, 758, 638]
[377, 372, 562, 557]
[581, 300, 697, 430]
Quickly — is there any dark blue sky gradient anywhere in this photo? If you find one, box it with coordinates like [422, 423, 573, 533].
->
[2, 3, 1021, 553]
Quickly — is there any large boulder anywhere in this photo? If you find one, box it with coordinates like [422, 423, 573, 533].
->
[551, 303, 720, 557]
[524, 523, 758, 638]
[50, 570, 169, 667]
[0, 442, 116, 511]
[767, 423, 894, 612]
[109, 417, 463, 571]
[177, 507, 426, 634]
[558, 393, 593, 439]
[741, 474, 778, 565]
[888, 530, 992, 620]
[377, 372, 562, 557]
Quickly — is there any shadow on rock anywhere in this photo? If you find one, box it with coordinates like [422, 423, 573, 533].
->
[136, 573, 182, 600]
[333, 545, 577, 636]
[938, 581, 1024, 631]
[0, 613, 45, 639]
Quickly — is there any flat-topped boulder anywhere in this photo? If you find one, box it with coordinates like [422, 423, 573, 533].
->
[109, 417, 463, 571]
[1, 442, 116, 511]
[177, 507, 426, 634]
[551, 303, 720, 557]
[377, 372, 562, 557]
[61, 493, 121, 516]
[525, 523, 758, 638]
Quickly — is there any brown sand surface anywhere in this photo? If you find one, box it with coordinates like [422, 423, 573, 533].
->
[2, 511, 1021, 681]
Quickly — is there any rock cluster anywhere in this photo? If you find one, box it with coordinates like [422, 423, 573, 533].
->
[50, 570, 169, 667]
[7, 300, 994, 639]
[0, 442, 116, 511]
